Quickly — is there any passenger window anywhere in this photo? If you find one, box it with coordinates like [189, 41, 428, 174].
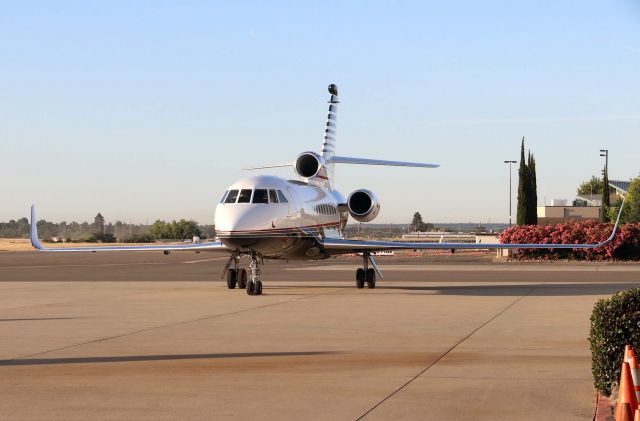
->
[224, 190, 239, 203]
[277, 190, 288, 203]
[253, 189, 268, 204]
[238, 189, 252, 203]
[269, 189, 278, 203]
[220, 190, 229, 203]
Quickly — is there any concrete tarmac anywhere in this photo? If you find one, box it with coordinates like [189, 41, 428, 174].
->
[0, 251, 638, 420]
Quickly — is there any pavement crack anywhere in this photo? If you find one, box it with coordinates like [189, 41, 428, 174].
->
[355, 282, 546, 420]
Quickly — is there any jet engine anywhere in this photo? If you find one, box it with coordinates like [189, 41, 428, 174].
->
[294, 152, 325, 179]
[347, 189, 381, 222]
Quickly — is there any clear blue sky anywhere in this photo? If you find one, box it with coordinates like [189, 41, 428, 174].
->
[1, 1, 639, 224]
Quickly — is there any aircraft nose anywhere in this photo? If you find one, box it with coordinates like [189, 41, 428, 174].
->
[215, 204, 269, 234]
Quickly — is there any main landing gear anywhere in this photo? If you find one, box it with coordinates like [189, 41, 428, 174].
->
[226, 267, 248, 289]
[225, 254, 248, 290]
[355, 251, 376, 289]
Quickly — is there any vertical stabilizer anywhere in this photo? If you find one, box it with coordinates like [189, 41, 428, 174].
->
[320, 84, 339, 188]
[322, 84, 339, 161]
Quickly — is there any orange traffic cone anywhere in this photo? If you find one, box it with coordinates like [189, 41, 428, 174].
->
[620, 403, 633, 421]
[617, 362, 639, 421]
[634, 405, 640, 421]
[625, 345, 634, 363]
[630, 354, 640, 402]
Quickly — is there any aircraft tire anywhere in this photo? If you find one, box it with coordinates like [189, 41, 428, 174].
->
[246, 280, 255, 295]
[356, 268, 365, 289]
[238, 269, 247, 289]
[255, 281, 263, 295]
[226, 269, 237, 289]
[366, 268, 376, 289]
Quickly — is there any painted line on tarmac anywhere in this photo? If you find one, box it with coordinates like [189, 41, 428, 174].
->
[356, 282, 545, 420]
[0, 262, 168, 270]
[180, 257, 229, 264]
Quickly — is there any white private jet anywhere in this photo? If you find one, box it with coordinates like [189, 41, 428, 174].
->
[30, 84, 626, 295]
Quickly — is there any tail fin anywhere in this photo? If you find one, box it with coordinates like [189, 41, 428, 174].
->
[320, 84, 339, 188]
[322, 84, 339, 162]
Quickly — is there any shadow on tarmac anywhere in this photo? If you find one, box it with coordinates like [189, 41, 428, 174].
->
[0, 351, 339, 366]
[0, 318, 76, 322]
[379, 282, 640, 296]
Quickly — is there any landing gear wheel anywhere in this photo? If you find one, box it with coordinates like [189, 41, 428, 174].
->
[366, 268, 376, 289]
[226, 269, 237, 289]
[246, 280, 255, 295]
[237, 269, 247, 289]
[255, 280, 263, 295]
[356, 268, 365, 289]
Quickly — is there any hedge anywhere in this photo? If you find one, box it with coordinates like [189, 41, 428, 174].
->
[590, 288, 640, 395]
[499, 222, 640, 261]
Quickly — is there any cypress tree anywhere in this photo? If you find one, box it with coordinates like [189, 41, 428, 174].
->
[602, 167, 610, 222]
[516, 137, 538, 225]
[516, 138, 528, 225]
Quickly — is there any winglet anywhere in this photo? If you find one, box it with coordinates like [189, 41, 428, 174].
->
[603, 195, 627, 246]
[30, 205, 44, 250]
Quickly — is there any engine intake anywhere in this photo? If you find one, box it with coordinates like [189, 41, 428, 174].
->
[347, 189, 381, 222]
[294, 152, 324, 179]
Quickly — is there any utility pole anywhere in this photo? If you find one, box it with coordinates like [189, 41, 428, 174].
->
[504, 160, 517, 227]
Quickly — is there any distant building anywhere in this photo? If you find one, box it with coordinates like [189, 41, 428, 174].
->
[609, 180, 631, 197]
[537, 205, 600, 226]
[575, 194, 602, 207]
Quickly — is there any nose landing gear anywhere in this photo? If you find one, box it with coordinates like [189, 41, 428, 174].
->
[246, 253, 263, 296]
[221, 252, 264, 296]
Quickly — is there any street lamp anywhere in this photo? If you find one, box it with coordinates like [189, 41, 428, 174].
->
[504, 160, 517, 227]
[600, 149, 610, 221]
[600, 150, 608, 175]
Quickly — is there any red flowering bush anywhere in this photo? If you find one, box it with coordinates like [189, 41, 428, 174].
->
[499, 222, 640, 261]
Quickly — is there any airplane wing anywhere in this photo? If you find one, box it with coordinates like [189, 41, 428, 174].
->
[29, 206, 229, 253]
[323, 197, 626, 254]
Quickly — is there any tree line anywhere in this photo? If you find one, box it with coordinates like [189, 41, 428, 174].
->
[0, 214, 215, 242]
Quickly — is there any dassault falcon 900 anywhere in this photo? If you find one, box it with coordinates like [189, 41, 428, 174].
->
[30, 84, 626, 295]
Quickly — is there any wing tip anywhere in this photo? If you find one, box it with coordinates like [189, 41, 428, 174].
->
[29, 204, 44, 251]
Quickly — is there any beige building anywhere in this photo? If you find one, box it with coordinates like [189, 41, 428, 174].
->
[537, 205, 601, 226]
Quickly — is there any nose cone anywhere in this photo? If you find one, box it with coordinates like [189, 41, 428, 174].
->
[215, 204, 272, 234]
[215, 204, 279, 250]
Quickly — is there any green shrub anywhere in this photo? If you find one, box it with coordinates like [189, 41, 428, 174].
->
[589, 288, 640, 395]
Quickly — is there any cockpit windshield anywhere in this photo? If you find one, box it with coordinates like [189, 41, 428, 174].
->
[221, 188, 288, 204]
[224, 190, 239, 203]
[238, 189, 252, 203]
[252, 189, 268, 203]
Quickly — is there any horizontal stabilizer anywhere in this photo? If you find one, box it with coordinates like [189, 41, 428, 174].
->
[243, 163, 293, 170]
[328, 156, 439, 168]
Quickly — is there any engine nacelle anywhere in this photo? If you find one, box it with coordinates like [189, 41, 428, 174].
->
[347, 189, 381, 222]
[294, 152, 325, 179]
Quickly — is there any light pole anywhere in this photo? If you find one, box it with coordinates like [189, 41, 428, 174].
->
[600, 149, 610, 221]
[504, 160, 517, 227]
